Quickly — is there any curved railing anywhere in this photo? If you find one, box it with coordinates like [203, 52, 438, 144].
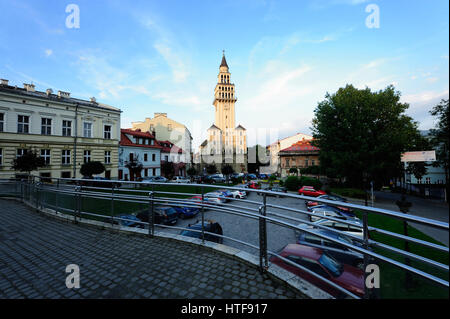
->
[0, 176, 448, 299]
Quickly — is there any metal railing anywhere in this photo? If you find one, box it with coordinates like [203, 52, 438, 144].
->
[0, 176, 448, 299]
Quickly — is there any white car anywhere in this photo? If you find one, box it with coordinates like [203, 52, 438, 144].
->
[230, 190, 246, 199]
[295, 218, 364, 239]
[170, 176, 191, 183]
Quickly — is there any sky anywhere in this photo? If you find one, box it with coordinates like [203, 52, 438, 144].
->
[0, 0, 448, 150]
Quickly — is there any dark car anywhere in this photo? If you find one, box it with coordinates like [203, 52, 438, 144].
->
[306, 194, 352, 213]
[258, 173, 268, 179]
[265, 185, 287, 197]
[136, 206, 179, 225]
[204, 174, 226, 184]
[180, 220, 223, 243]
[245, 174, 258, 181]
[172, 206, 200, 219]
[309, 205, 357, 222]
[297, 229, 365, 269]
[269, 244, 364, 298]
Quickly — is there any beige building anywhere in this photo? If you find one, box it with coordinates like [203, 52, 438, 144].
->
[0, 79, 121, 180]
[263, 133, 313, 175]
[278, 139, 320, 177]
[131, 113, 192, 164]
[198, 53, 247, 172]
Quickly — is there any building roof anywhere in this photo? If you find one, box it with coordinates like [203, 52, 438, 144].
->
[280, 139, 319, 153]
[158, 140, 184, 154]
[269, 132, 314, 147]
[208, 124, 221, 131]
[220, 53, 228, 68]
[235, 124, 246, 130]
[0, 81, 121, 112]
[120, 129, 162, 149]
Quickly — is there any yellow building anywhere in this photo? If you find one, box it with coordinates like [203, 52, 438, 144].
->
[131, 112, 192, 164]
[198, 52, 247, 172]
[0, 79, 121, 180]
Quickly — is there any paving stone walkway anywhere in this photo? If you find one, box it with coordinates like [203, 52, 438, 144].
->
[0, 199, 306, 299]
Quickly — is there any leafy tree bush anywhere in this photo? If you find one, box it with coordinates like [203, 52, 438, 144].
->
[12, 150, 45, 176]
[299, 176, 323, 190]
[161, 161, 175, 179]
[80, 161, 105, 178]
[187, 167, 197, 177]
[289, 167, 298, 175]
[285, 176, 300, 191]
[206, 164, 217, 175]
[221, 164, 234, 182]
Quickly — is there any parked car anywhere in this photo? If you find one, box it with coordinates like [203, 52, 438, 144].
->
[298, 186, 326, 197]
[170, 176, 191, 183]
[172, 206, 200, 219]
[297, 229, 365, 269]
[152, 176, 168, 183]
[260, 185, 287, 197]
[247, 181, 261, 189]
[306, 194, 352, 212]
[136, 206, 179, 225]
[245, 174, 258, 181]
[204, 174, 226, 184]
[188, 195, 225, 206]
[269, 244, 364, 298]
[216, 189, 234, 201]
[229, 189, 247, 199]
[295, 218, 364, 239]
[309, 205, 358, 222]
[180, 220, 223, 243]
[116, 214, 142, 227]
[258, 173, 268, 179]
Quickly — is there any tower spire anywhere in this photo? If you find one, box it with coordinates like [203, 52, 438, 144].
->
[220, 50, 228, 68]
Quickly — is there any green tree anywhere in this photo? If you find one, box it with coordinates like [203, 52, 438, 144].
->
[429, 99, 449, 199]
[221, 164, 234, 183]
[289, 167, 298, 176]
[80, 161, 105, 178]
[206, 164, 217, 175]
[12, 150, 45, 177]
[284, 176, 300, 191]
[187, 167, 197, 177]
[161, 161, 175, 179]
[311, 84, 424, 189]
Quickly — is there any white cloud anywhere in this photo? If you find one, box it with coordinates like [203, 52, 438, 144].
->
[44, 49, 53, 57]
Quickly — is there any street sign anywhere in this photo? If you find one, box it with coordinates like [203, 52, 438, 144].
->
[401, 151, 436, 162]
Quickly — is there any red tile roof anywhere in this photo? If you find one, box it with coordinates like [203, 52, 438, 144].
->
[280, 139, 319, 152]
[159, 140, 184, 154]
[120, 129, 162, 149]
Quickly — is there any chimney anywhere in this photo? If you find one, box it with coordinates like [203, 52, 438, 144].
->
[46, 88, 53, 96]
[23, 83, 35, 92]
[57, 90, 70, 98]
[0, 79, 8, 85]
[152, 130, 156, 138]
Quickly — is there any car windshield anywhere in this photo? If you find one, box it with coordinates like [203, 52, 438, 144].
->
[318, 253, 343, 277]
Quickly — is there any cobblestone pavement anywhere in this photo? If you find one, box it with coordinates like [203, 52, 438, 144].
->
[0, 199, 306, 299]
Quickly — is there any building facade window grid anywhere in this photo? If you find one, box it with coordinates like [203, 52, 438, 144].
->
[17, 115, 29, 133]
[40, 149, 51, 165]
[83, 122, 92, 138]
[105, 151, 111, 164]
[62, 150, 71, 165]
[41, 118, 52, 135]
[17, 148, 27, 158]
[0, 113, 4, 132]
[83, 150, 91, 163]
[104, 125, 111, 139]
[62, 120, 72, 137]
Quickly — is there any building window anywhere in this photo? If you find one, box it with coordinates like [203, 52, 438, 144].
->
[84, 150, 91, 163]
[0, 113, 4, 132]
[151, 139, 154, 145]
[18, 115, 30, 133]
[61, 171, 71, 179]
[0, 148, 2, 165]
[144, 153, 148, 162]
[164, 155, 169, 161]
[40, 149, 51, 165]
[62, 150, 71, 165]
[17, 148, 28, 158]
[41, 118, 52, 135]
[153, 168, 156, 176]
[105, 151, 111, 164]
[104, 125, 111, 139]
[62, 120, 72, 136]
[152, 154, 156, 162]
[83, 122, 92, 138]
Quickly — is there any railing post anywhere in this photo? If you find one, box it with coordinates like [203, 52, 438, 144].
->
[55, 179, 59, 214]
[259, 193, 268, 273]
[201, 186, 205, 245]
[35, 182, 41, 212]
[148, 191, 155, 237]
[362, 210, 370, 299]
[75, 185, 81, 221]
[110, 184, 115, 226]
[21, 179, 25, 203]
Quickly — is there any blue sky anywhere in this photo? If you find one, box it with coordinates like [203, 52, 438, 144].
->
[1, 0, 448, 149]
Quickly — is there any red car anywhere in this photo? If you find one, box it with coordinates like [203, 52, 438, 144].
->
[298, 186, 326, 197]
[247, 181, 261, 189]
[270, 244, 364, 298]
